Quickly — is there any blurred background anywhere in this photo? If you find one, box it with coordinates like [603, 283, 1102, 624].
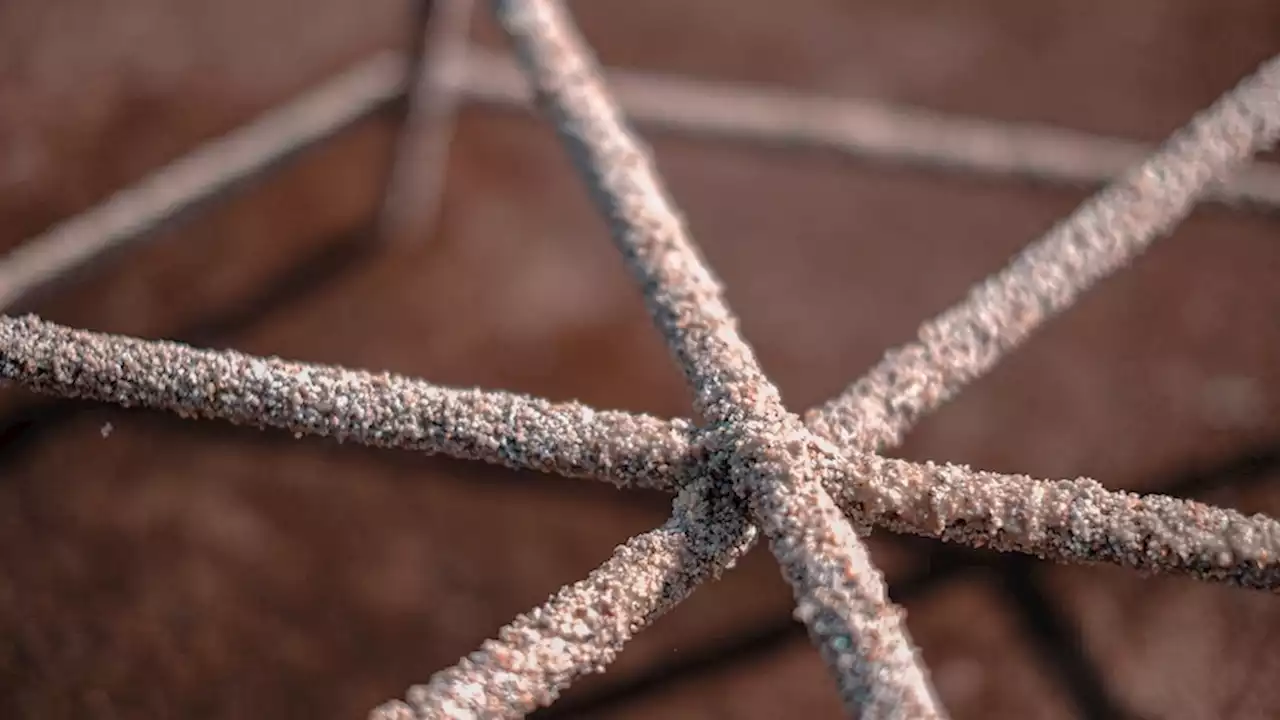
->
[1, 0, 1279, 717]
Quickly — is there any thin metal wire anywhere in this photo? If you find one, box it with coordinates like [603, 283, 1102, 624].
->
[0, 53, 404, 310]
[542, 442, 1280, 717]
[4, 316, 1277, 592]
[377, 0, 476, 247]
[485, 2, 943, 717]
[13, 44, 1280, 312]
[454, 49, 1280, 212]
[382, 19, 1280, 720]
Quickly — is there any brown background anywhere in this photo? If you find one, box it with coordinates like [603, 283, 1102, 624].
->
[1, 1, 1279, 718]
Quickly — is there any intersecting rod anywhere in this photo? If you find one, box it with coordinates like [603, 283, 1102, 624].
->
[607, 44, 1280, 591]
[555, 442, 1280, 716]
[373, 43, 1280, 720]
[487, 1, 943, 718]
[3, 46, 1275, 598]
[759, 47, 1280, 593]
[552, 433, 1280, 717]
[7, 16, 1280, 720]
[536, 551, 980, 719]
[6, 314, 1278, 594]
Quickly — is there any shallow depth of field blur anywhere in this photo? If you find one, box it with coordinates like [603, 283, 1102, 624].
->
[1, 1, 1279, 718]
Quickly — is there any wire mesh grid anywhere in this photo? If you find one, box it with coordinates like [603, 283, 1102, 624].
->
[3, 1, 1280, 718]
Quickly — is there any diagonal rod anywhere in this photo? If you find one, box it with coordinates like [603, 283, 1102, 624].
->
[0, 314, 692, 490]
[554, 443, 1280, 717]
[484, 1, 941, 718]
[2, 19, 1269, 717]
[4, 315, 1277, 592]
[805, 52, 1280, 453]
[535, 551, 980, 719]
[3, 45, 1274, 596]
[14, 44, 1280, 316]
[371, 475, 755, 719]
[457, 48, 1280, 213]
[381, 42, 1280, 720]
[0, 53, 404, 310]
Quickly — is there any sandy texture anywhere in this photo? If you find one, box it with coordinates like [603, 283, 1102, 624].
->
[372, 475, 755, 719]
[6, 313, 1279, 595]
[478, 2, 941, 717]
[6, 26, 1280, 717]
[4, 1, 1280, 718]
[835, 454, 1280, 590]
[388, 4, 1280, 716]
[806, 52, 1280, 454]
[0, 314, 694, 489]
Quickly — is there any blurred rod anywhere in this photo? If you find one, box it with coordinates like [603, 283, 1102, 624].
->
[10, 45, 1280, 309]
[456, 48, 1280, 211]
[376, 0, 475, 248]
[0, 51, 405, 310]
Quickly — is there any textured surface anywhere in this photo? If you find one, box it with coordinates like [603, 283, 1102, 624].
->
[0, 1, 1279, 719]
[478, 3, 936, 717]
